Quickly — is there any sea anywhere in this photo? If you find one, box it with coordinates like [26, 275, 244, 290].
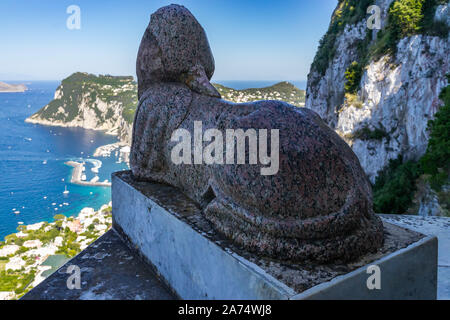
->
[0, 80, 306, 240]
[0, 81, 128, 240]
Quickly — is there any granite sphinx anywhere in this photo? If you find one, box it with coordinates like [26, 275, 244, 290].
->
[130, 4, 384, 263]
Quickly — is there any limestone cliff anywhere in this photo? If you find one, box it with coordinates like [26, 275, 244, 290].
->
[306, 0, 449, 182]
[26, 72, 137, 145]
[26, 73, 305, 146]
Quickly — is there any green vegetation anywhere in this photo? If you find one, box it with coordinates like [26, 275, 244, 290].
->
[0, 209, 114, 299]
[344, 61, 363, 94]
[373, 76, 449, 213]
[0, 270, 36, 296]
[213, 81, 306, 107]
[311, 0, 373, 76]
[311, 0, 448, 79]
[390, 0, 425, 37]
[53, 214, 65, 221]
[373, 156, 422, 213]
[353, 126, 389, 141]
[30, 72, 138, 125]
[31, 73, 304, 133]
[369, 0, 448, 61]
[419, 74, 450, 191]
[55, 229, 81, 258]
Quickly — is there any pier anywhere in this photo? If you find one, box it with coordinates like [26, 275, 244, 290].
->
[65, 161, 111, 187]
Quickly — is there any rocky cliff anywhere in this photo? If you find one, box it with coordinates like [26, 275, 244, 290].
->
[26, 73, 137, 144]
[306, 0, 449, 182]
[26, 73, 305, 145]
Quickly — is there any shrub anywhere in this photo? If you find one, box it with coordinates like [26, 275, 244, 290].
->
[311, 0, 448, 78]
[354, 126, 389, 141]
[344, 61, 363, 93]
[373, 156, 422, 213]
[373, 75, 449, 213]
[389, 0, 425, 37]
[420, 75, 450, 190]
[53, 214, 66, 221]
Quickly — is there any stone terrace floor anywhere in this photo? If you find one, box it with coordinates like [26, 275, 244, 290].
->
[22, 215, 449, 300]
[22, 229, 176, 300]
[381, 214, 450, 300]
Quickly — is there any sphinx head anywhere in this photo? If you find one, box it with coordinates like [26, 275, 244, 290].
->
[136, 4, 220, 99]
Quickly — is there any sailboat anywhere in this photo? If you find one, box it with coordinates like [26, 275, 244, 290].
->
[63, 186, 69, 195]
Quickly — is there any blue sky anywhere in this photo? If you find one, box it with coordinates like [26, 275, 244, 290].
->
[0, 0, 337, 81]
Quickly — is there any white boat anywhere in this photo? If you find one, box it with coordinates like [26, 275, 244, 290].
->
[42, 160, 47, 164]
[63, 186, 69, 194]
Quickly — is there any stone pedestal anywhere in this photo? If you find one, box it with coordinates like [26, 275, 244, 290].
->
[112, 171, 438, 300]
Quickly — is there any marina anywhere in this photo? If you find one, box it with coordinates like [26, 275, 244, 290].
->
[65, 161, 112, 187]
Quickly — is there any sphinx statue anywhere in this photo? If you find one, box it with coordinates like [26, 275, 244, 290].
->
[130, 4, 384, 263]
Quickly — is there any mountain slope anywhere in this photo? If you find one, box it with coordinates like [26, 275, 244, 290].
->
[306, 0, 449, 215]
[306, 0, 449, 181]
[26, 74, 305, 144]
[26, 72, 137, 144]
[215, 81, 305, 106]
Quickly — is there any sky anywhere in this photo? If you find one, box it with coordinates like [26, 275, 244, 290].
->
[0, 0, 337, 81]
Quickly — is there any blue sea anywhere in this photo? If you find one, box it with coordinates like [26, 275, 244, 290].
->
[0, 80, 304, 240]
[0, 81, 128, 240]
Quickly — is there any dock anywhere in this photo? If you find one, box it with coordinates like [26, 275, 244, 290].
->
[65, 161, 111, 187]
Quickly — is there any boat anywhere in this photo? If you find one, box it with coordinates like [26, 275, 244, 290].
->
[63, 186, 69, 194]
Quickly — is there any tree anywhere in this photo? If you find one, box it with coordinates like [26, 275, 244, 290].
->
[344, 61, 363, 94]
[53, 214, 66, 221]
[389, 0, 424, 38]
[420, 75, 450, 190]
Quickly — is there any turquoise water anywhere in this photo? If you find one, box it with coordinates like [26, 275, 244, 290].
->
[0, 81, 128, 240]
[0, 80, 302, 240]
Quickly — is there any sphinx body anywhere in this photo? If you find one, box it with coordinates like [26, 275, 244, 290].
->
[131, 5, 384, 263]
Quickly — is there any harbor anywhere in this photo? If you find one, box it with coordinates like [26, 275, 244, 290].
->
[65, 161, 111, 187]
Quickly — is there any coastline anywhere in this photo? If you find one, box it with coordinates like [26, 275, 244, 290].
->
[0, 90, 27, 93]
[0, 205, 113, 300]
[25, 117, 120, 137]
[65, 161, 111, 187]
